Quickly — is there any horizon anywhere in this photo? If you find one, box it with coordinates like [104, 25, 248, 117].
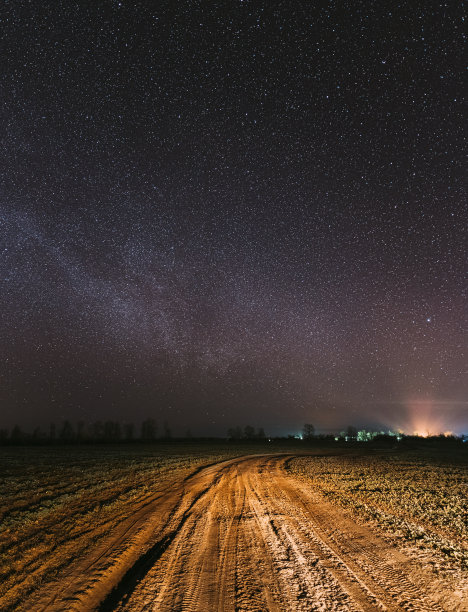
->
[1, 418, 467, 440]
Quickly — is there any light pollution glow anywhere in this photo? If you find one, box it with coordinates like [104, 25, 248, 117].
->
[396, 398, 467, 437]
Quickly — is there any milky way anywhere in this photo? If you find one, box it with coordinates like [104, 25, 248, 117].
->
[1, 1, 466, 435]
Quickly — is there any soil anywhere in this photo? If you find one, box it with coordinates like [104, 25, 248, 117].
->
[28, 454, 465, 611]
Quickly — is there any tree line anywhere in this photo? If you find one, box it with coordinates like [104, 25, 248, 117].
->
[227, 425, 266, 440]
[2, 420, 424, 446]
[0, 418, 173, 445]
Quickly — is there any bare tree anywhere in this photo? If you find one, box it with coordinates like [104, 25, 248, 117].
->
[76, 421, 85, 441]
[104, 420, 121, 441]
[227, 427, 242, 440]
[90, 421, 104, 441]
[60, 420, 75, 442]
[244, 425, 255, 439]
[163, 420, 172, 440]
[141, 418, 157, 441]
[11, 425, 23, 443]
[123, 422, 134, 441]
[32, 427, 43, 443]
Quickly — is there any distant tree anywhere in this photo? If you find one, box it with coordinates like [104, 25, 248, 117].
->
[0, 429, 8, 444]
[104, 420, 121, 441]
[244, 425, 255, 439]
[76, 421, 86, 441]
[123, 422, 134, 441]
[302, 423, 315, 439]
[256, 427, 266, 439]
[11, 425, 23, 443]
[32, 426, 43, 443]
[227, 426, 242, 440]
[163, 420, 172, 439]
[114, 421, 122, 441]
[141, 418, 157, 441]
[346, 425, 358, 439]
[104, 421, 113, 441]
[60, 420, 75, 442]
[90, 421, 104, 441]
[49, 423, 56, 442]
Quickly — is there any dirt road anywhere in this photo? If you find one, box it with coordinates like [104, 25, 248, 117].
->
[34, 454, 458, 611]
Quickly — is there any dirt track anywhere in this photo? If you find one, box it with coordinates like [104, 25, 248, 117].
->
[33, 454, 459, 611]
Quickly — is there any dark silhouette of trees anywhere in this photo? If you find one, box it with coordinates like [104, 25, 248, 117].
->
[123, 422, 134, 441]
[104, 420, 121, 441]
[32, 427, 43, 443]
[90, 421, 104, 441]
[244, 425, 255, 439]
[11, 425, 23, 443]
[141, 418, 157, 441]
[227, 426, 267, 441]
[76, 421, 85, 441]
[302, 423, 315, 439]
[60, 420, 75, 442]
[163, 420, 172, 440]
[227, 426, 242, 440]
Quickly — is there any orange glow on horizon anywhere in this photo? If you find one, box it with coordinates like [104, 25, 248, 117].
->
[401, 398, 449, 437]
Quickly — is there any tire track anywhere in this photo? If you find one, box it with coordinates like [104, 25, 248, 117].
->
[275, 472, 445, 612]
[245, 467, 367, 611]
[214, 468, 245, 612]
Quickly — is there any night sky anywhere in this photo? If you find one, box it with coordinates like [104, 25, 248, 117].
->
[1, 1, 466, 436]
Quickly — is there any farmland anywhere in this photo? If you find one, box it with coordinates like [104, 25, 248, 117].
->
[0, 444, 250, 610]
[1, 443, 467, 610]
[287, 447, 468, 607]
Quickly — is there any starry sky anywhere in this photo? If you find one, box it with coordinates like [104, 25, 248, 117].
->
[1, 1, 466, 436]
